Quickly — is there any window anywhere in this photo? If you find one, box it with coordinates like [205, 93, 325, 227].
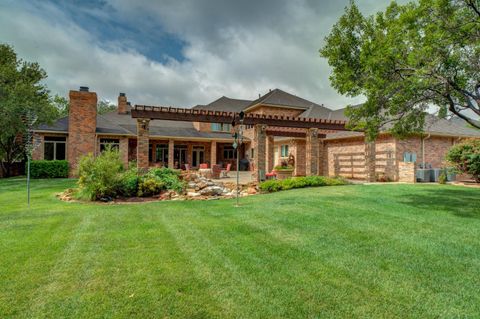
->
[44, 136, 66, 160]
[155, 144, 168, 164]
[223, 146, 236, 160]
[280, 145, 289, 157]
[100, 138, 120, 152]
[211, 123, 231, 132]
[403, 152, 417, 163]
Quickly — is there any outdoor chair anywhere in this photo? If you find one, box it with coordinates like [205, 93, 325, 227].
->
[221, 163, 232, 178]
[199, 163, 209, 169]
[265, 171, 277, 180]
[184, 164, 190, 171]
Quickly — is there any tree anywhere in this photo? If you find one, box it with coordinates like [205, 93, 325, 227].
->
[446, 139, 480, 182]
[53, 95, 69, 118]
[0, 44, 58, 177]
[320, 0, 480, 140]
[97, 100, 116, 115]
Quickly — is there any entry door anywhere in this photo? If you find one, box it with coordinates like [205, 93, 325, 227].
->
[192, 146, 205, 167]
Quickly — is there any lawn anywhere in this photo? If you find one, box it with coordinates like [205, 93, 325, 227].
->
[1, 178, 479, 318]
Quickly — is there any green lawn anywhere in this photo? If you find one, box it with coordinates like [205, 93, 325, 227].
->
[1, 178, 479, 318]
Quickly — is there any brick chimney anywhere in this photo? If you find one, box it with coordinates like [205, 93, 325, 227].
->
[68, 86, 97, 176]
[118, 92, 127, 114]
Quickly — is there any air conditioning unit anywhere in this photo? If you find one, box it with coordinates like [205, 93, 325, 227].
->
[416, 169, 432, 182]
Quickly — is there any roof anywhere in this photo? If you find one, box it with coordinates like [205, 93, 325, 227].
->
[193, 96, 252, 113]
[36, 88, 480, 139]
[246, 89, 332, 112]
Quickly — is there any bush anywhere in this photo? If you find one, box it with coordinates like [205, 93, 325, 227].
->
[137, 174, 165, 197]
[149, 167, 185, 193]
[438, 171, 447, 184]
[259, 176, 348, 192]
[29, 160, 68, 178]
[119, 166, 139, 197]
[77, 147, 124, 200]
[446, 139, 480, 183]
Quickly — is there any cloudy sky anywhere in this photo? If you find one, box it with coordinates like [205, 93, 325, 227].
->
[1, 0, 399, 109]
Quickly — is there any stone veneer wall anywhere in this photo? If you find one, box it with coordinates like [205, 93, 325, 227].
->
[398, 162, 416, 183]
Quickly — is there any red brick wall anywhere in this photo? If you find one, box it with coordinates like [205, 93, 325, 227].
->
[67, 90, 97, 176]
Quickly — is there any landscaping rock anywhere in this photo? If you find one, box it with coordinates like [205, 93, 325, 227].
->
[199, 186, 224, 196]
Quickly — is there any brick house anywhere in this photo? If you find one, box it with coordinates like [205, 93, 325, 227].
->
[34, 87, 480, 181]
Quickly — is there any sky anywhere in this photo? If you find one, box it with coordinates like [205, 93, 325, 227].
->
[0, 0, 402, 109]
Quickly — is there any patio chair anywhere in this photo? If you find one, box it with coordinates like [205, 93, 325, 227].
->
[199, 163, 209, 169]
[265, 171, 277, 180]
[221, 163, 232, 178]
[184, 164, 191, 171]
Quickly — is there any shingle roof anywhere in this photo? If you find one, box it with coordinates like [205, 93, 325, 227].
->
[37, 117, 68, 132]
[193, 96, 252, 113]
[246, 89, 331, 111]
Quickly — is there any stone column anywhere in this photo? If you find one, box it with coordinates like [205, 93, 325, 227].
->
[365, 140, 376, 182]
[210, 141, 217, 166]
[119, 137, 129, 169]
[306, 128, 319, 176]
[136, 119, 150, 170]
[266, 135, 275, 173]
[253, 124, 267, 181]
[168, 139, 174, 168]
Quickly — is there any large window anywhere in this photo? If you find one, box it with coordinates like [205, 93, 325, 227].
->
[280, 145, 289, 157]
[100, 138, 119, 152]
[223, 146, 237, 160]
[211, 123, 231, 132]
[155, 144, 169, 164]
[44, 136, 66, 160]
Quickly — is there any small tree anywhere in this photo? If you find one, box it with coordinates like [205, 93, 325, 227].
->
[446, 139, 480, 183]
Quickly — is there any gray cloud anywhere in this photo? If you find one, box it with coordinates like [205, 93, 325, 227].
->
[0, 0, 400, 109]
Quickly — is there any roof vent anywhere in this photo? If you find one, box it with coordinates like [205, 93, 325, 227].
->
[119, 92, 126, 97]
[258, 94, 261, 98]
[79, 86, 89, 92]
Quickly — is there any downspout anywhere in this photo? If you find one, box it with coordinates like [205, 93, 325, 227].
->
[421, 133, 431, 168]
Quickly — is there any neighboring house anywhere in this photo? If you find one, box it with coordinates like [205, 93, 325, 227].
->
[34, 87, 480, 181]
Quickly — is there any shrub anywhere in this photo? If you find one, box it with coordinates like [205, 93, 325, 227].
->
[274, 160, 294, 171]
[149, 167, 185, 193]
[259, 176, 348, 192]
[446, 139, 480, 183]
[119, 166, 139, 197]
[438, 171, 447, 184]
[77, 147, 124, 200]
[137, 174, 165, 197]
[29, 160, 68, 178]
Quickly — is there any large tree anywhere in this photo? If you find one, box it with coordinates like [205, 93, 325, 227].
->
[320, 0, 480, 140]
[0, 44, 57, 177]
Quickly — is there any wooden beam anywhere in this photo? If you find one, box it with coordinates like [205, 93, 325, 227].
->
[265, 130, 326, 138]
[131, 105, 349, 131]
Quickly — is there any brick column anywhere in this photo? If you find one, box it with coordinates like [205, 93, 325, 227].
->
[253, 124, 267, 181]
[136, 119, 150, 169]
[68, 87, 97, 177]
[119, 137, 129, 169]
[210, 141, 217, 166]
[318, 140, 324, 175]
[365, 140, 376, 182]
[291, 139, 306, 176]
[168, 139, 174, 168]
[266, 135, 274, 173]
[306, 128, 319, 176]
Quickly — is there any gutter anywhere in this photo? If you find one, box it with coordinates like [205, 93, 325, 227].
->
[421, 134, 431, 168]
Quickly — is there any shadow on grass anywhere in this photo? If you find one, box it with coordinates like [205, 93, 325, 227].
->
[398, 187, 480, 219]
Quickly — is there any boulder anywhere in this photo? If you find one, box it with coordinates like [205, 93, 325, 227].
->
[199, 186, 224, 196]
[187, 192, 201, 197]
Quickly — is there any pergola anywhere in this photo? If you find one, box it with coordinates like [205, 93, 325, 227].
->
[131, 105, 362, 181]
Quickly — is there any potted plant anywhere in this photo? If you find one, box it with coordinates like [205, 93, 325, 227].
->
[273, 160, 294, 180]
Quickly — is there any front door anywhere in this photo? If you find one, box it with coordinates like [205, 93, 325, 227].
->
[192, 146, 205, 167]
